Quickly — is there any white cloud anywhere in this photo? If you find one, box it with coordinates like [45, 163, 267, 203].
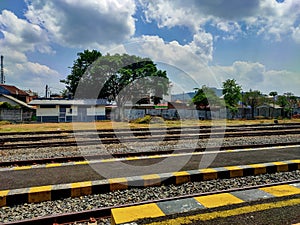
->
[139, 0, 300, 42]
[211, 61, 300, 95]
[0, 10, 51, 53]
[292, 26, 300, 43]
[1, 50, 64, 96]
[0, 9, 63, 95]
[25, 0, 136, 48]
[114, 35, 219, 93]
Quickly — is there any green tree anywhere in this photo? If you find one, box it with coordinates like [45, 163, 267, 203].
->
[222, 79, 242, 119]
[192, 86, 223, 119]
[243, 90, 264, 119]
[60, 50, 102, 97]
[277, 92, 297, 118]
[62, 52, 169, 120]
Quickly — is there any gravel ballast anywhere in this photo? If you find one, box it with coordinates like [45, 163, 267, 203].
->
[0, 127, 299, 224]
[0, 134, 299, 162]
[1, 171, 300, 224]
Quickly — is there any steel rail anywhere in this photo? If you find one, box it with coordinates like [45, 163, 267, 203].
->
[1, 124, 300, 142]
[0, 122, 300, 137]
[0, 141, 299, 168]
[0, 128, 299, 150]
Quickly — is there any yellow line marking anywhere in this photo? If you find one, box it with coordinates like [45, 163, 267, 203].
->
[148, 155, 162, 159]
[142, 174, 161, 186]
[173, 171, 190, 176]
[100, 158, 118, 162]
[199, 168, 218, 180]
[14, 166, 32, 170]
[109, 177, 128, 191]
[199, 168, 218, 173]
[111, 203, 165, 225]
[29, 185, 52, 193]
[248, 163, 267, 175]
[272, 161, 289, 172]
[0, 190, 9, 207]
[173, 171, 191, 185]
[144, 197, 300, 225]
[46, 163, 62, 168]
[0, 190, 9, 206]
[28, 185, 52, 203]
[142, 174, 161, 180]
[126, 156, 139, 161]
[71, 181, 92, 197]
[224, 166, 243, 177]
[0, 190, 9, 197]
[194, 193, 244, 208]
[71, 181, 92, 188]
[260, 184, 300, 197]
[109, 177, 128, 184]
[74, 161, 89, 165]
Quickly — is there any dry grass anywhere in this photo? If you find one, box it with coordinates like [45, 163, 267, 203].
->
[0, 118, 299, 133]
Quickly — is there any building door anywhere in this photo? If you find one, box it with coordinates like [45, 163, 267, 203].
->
[78, 107, 88, 121]
[59, 107, 67, 122]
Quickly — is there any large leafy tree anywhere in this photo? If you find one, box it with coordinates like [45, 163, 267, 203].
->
[61, 50, 169, 120]
[60, 50, 102, 96]
[192, 86, 223, 119]
[277, 92, 297, 118]
[222, 79, 242, 119]
[243, 90, 264, 119]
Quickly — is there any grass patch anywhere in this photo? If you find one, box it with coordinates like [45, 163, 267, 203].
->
[0, 118, 299, 133]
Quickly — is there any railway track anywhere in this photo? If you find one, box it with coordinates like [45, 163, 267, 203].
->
[2, 179, 300, 225]
[0, 124, 299, 150]
[1, 123, 300, 224]
[1, 141, 299, 168]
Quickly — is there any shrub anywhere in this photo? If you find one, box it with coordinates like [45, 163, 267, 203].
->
[130, 115, 152, 124]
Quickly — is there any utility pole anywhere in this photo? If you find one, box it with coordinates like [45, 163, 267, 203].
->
[45, 85, 49, 98]
[1, 55, 4, 84]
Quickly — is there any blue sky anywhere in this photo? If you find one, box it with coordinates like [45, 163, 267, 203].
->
[0, 0, 299, 96]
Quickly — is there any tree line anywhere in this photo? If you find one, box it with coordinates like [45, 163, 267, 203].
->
[60, 50, 298, 120]
[192, 79, 299, 119]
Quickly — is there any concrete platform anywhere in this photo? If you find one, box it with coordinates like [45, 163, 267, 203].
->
[0, 159, 299, 207]
[111, 182, 300, 225]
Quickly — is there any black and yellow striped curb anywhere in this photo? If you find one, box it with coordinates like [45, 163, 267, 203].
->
[2, 144, 299, 172]
[0, 159, 300, 207]
[111, 182, 300, 225]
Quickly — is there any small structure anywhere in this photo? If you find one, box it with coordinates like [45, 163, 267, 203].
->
[0, 84, 36, 103]
[256, 104, 282, 118]
[29, 98, 107, 122]
[0, 94, 35, 122]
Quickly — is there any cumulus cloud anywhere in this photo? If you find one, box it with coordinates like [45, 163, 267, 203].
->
[0, 45, 63, 95]
[0, 10, 51, 53]
[114, 35, 220, 93]
[292, 26, 300, 43]
[211, 62, 300, 95]
[139, 0, 300, 42]
[0, 0, 138, 96]
[25, 0, 136, 48]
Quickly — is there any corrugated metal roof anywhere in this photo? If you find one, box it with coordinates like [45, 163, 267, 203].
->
[29, 98, 107, 106]
[0, 84, 28, 96]
[1, 94, 34, 109]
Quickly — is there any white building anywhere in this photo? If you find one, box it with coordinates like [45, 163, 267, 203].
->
[29, 99, 107, 122]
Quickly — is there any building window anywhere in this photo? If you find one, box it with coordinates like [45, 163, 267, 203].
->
[40, 105, 56, 108]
